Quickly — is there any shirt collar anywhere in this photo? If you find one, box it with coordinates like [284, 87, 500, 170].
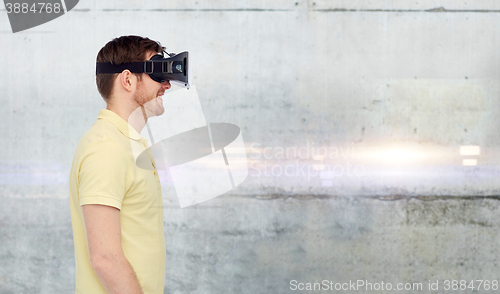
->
[97, 109, 144, 141]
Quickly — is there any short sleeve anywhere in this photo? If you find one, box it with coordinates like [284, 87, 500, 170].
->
[78, 139, 131, 210]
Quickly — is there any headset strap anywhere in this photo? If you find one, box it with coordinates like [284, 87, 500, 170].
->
[96, 62, 143, 75]
[96, 60, 170, 75]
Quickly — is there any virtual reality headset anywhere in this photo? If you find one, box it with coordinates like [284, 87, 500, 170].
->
[96, 51, 189, 88]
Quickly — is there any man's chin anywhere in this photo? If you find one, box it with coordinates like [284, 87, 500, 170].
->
[155, 97, 165, 115]
[150, 104, 165, 117]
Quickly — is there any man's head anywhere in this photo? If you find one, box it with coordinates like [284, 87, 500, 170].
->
[96, 35, 171, 117]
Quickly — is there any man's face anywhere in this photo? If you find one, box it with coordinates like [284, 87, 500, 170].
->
[134, 51, 171, 117]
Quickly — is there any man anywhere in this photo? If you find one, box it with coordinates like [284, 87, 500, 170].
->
[69, 35, 171, 294]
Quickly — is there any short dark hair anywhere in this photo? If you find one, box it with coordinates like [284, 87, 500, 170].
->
[96, 35, 165, 102]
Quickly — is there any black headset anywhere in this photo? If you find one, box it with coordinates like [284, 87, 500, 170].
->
[96, 51, 189, 87]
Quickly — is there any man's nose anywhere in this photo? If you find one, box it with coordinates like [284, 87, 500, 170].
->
[161, 81, 171, 90]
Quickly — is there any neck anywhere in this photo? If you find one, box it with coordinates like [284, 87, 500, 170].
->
[127, 106, 149, 134]
[106, 103, 148, 135]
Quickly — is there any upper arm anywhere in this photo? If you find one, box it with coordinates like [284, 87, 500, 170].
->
[78, 140, 130, 210]
[82, 204, 123, 267]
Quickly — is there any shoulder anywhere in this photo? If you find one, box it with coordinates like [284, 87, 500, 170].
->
[77, 119, 132, 155]
[74, 126, 135, 171]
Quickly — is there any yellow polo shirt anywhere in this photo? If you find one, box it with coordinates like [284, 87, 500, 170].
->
[69, 109, 166, 294]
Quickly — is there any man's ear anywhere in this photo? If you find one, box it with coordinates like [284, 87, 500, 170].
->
[119, 70, 135, 92]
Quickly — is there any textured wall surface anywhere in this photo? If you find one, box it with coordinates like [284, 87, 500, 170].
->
[2, 195, 500, 293]
[1, 0, 500, 293]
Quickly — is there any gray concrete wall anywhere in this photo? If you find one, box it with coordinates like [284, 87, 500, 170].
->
[1, 1, 500, 293]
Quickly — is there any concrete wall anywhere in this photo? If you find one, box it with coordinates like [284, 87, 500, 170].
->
[1, 1, 500, 293]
